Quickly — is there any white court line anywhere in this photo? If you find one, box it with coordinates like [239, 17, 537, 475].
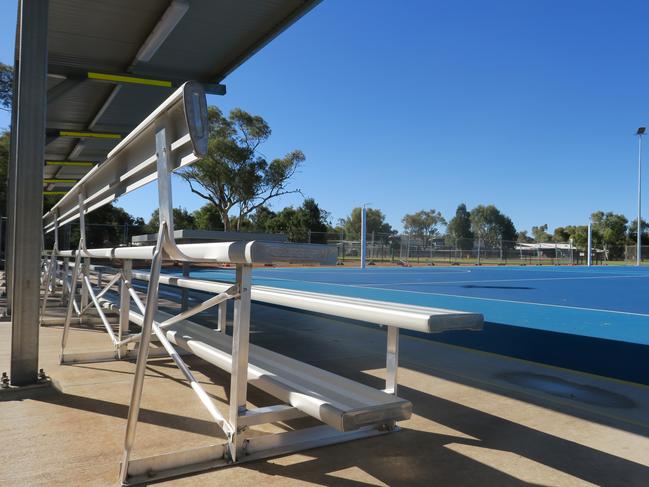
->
[354, 273, 649, 287]
[254, 276, 649, 317]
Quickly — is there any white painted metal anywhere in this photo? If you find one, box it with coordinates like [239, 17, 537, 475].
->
[587, 222, 593, 267]
[360, 205, 367, 269]
[638, 130, 644, 266]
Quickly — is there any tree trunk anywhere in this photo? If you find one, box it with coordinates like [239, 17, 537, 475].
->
[221, 212, 229, 232]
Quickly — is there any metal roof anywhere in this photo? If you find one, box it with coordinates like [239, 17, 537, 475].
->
[44, 0, 321, 192]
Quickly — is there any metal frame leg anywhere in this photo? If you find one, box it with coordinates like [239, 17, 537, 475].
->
[120, 227, 165, 485]
[61, 258, 70, 301]
[181, 262, 189, 311]
[228, 264, 252, 461]
[80, 257, 90, 310]
[60, 249, 82, 360]
[217, 300, 227, 332]
[385, 326, 399, 395]
[40, 253, 55, 319]
[118, 260, 132, 358]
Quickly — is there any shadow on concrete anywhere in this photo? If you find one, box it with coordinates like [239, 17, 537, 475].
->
[36, 390, 226, 439]
[50, 287, 649, 485]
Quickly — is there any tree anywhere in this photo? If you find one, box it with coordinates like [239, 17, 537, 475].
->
[553, 226, 571, 242]
[554, 225, 588, 248]
[628, 218, 649, 245]
[469, 204, 516, 246]
[179, 106, 304, 231]
[517, 230, 533, 243]
[298, 198, 329, 243]
[0, 131, 8, 216]
[446, 203, 473, 249]
[249, 205, 276, 231]
[193, 203, 223, 231]
[591, 211, 628, 259]
[254, 198, 329, 243]
[531, 224, 552, 243]
[343, 207, 395, 241]
[0, 63, 12, 112]
[145, 207, 196, 234]
[67, 204, 144, 248]
[402, 209, 446, 244]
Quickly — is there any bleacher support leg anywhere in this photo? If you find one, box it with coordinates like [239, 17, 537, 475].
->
[217, 300, 227, 332]
[60, 248, 82, 360]
[386, 326, 399, 395]
[118, 261, 131, 358]
[120, 227, 165, 485]
[228, 263, 252, 462]
[80, 257, 90, 309]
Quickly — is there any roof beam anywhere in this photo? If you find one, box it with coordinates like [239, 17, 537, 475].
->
[43, 178, 80, 184]
[45, 160, 96, 167]
[47, 78, 84, 104]
[48, 66, 226, 95]
[46, 129, 123, 140]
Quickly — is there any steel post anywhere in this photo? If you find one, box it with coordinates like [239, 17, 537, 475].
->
[8, 0, 50, 386]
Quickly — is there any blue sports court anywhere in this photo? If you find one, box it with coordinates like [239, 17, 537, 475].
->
[171, 265, 649, 384]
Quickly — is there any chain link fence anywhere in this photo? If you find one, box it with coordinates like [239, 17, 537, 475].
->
[36, 223, 649, 266]
[308, 231, 649, 266]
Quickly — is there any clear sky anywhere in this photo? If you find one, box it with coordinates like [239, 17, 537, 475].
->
[1, 0, 648, 233]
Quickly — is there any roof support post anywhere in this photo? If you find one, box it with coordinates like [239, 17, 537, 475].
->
[7, 0, 49, 386]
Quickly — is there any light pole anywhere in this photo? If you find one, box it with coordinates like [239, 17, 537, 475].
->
[637, 127, 645, 266]
[360, 206, 367, 269]
[587, 219, 592, 267]
[360, 203, 371, 269]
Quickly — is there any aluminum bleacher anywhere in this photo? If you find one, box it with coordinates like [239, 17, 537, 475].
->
[41, 83, 483, 485]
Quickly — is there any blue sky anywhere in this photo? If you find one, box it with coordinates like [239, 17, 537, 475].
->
[1, 0, 648, 233]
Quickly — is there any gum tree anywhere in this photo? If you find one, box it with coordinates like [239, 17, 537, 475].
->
[179, 107, 304, 231]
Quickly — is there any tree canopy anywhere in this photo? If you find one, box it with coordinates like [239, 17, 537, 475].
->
[179, 106, 304, 231]
[256, 199, 329, 243]
[193, 203, 224, 231]
[0, 131, 9, 217]
[402, 209, 445, 243]
[0, 63, 12, 112]
[144, 207, 196, 234]
[531, 224, 552, 243]
[469, 204, 517, 246]
[343, 207, 395, 241]
[446, 203, 473, 249]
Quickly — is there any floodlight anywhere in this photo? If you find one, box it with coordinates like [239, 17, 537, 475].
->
[134, 0, 189, 63]
[637, 127, 646, 135]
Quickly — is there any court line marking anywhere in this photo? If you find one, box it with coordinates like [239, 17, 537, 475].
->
[253, 276, 649, 317]
[353, 274, 649, 287]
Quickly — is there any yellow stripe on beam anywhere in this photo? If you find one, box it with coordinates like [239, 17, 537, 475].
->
[58, 131, 121, 139]
[87, 71, 172, 88]
[43, 191, 68, 196]
[45, 161, 95, 167]
[44, 178, 79, 184]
